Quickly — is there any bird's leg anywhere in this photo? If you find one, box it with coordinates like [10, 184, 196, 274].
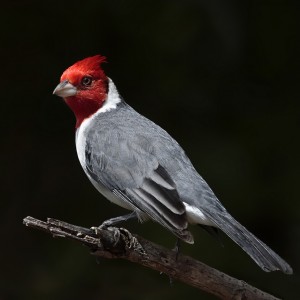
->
[92, 212, 137, 245]
[168, 238, 181, 286]
[173, 238, 181, 261]
[99, 212, 137, 228]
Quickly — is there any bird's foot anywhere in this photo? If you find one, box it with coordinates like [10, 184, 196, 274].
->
[91, 213, 137, 246]
[119, 227, 147, 256]
[91, 226, 147, 256]
[118, 227, 136, 248]
[119, 228, 140, 250]
[91, 225, 121, 246]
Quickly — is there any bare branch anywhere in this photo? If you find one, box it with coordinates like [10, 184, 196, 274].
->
[23, 216, 280, 300]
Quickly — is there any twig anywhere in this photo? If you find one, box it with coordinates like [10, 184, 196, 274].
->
[23, 216, 280, 300]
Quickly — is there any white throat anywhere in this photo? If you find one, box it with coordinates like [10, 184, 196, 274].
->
[98, 78, 122, 114]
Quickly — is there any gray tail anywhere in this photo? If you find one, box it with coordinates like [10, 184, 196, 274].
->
[204, 211, 293, 274]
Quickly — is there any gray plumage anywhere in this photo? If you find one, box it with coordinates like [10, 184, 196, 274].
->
[81, 99, 292, 274]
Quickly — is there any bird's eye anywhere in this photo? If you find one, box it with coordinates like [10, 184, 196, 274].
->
[81, 76, 93, 87]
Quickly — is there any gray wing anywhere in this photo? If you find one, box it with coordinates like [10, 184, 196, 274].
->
[85, 129, 194, 243]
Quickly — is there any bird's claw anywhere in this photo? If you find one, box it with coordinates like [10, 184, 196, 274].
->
[108, 227, 121, 245]
[91, 226, 147, 256]
[119, 228, 147, 256]
[119, 228, 137, 249]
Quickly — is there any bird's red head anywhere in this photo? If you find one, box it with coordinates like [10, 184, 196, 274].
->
[53, 55, 108, 128]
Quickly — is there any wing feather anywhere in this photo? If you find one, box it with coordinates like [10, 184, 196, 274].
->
[85, 130, 193, 243]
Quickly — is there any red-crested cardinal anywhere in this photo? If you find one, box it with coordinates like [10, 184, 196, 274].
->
[53, 55, 292, 274]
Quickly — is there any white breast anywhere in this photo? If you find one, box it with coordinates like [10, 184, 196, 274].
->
[75, 79, 134, 211]
[76, 78, 122, 168]
[76, 117, 91, 168]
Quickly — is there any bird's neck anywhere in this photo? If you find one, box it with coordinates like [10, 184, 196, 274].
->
[68, 79, 122, 129]
[65, 97, 103, 128]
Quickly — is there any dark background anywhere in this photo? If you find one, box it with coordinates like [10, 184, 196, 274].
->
[1, 0, 299, 299]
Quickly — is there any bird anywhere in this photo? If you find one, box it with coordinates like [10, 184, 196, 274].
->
[53, 54, 292, 274]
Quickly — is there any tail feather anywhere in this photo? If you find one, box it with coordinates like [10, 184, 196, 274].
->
[203, 210, 293, 274]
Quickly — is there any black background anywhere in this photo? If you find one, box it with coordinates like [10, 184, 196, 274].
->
[1, 1, 299, 299]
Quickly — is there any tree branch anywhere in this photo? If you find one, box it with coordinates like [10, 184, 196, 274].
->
[23, 216, 280, 300]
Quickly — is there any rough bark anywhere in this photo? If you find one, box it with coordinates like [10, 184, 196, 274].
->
[23, 216, 280, 300]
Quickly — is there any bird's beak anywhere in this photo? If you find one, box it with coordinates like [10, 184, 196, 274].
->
[53, 80, 77, 98]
